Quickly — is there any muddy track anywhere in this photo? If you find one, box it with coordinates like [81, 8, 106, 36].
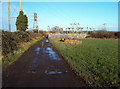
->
[2, 38, 87, 87]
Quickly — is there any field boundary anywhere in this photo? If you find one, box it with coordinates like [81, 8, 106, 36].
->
[2, 38, 42, 70]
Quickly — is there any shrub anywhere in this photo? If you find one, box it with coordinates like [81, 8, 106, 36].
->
[88, 31, 118, 39]
[114, 32, 120, 38]
[2, 31, 42, 57]
[15, 31, 31, 42]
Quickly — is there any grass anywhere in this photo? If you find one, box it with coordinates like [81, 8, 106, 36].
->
[2, 37, 42, 69]
[49, 38, 119, 87]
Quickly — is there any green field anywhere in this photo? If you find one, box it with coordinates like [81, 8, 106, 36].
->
[49, 38, 119, 87]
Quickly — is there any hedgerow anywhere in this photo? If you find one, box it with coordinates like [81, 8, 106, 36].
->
[2, 31, 42, 57]
[88, 31, 120, 39]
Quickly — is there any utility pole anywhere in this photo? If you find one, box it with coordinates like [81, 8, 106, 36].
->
[70, 23, 76, 38]
[47, 26, 50, 32]
[8, 0, 11, 32]
[81, 27, 83, 33]
[90, 27, 92, 32]
[78, 27, 80, 34]
[86, 27, 88, 33]
[68, 27, 71, 34]
[75, 23, 79, 38]
[70, 23, 75, 33]
[20, 0, 22, 11]
[103, 23, 107, 31]
[66, 28, 67, 34]
[76, 23, 80, 31]
[93, 28, 95, 31]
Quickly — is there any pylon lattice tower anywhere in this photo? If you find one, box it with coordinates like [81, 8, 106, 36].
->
[33, 13, 39, 32]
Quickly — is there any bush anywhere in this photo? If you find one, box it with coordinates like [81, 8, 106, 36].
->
[88, 31, 119, 39]
[2, 31, 17, 56]
[114, 32, 120, 38]
[14, 31, 31, 42]
[2, 31, 42, 57]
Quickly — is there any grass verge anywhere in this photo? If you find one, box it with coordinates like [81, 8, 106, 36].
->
[2, 37, 42, 69]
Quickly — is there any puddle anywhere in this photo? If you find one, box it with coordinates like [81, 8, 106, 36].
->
[46, 47, 52, 51]
[32, 70, 36, 74]
[47, 65, 54, 69]
[36, 51, 39, 55]
[45, 70, 65, 75]
[48, 44, 51, 46]
[32, 57, 38, 64]
[32, 57, 38, 68]
[46, 39, 49, 42]
[48, 71, 63, 75]
[34, 47, 41, 52]
[28, 68, 36, 74]
[57, 71, 63, 74]
[34, 47, 41, 55]
[42, 48, 46, 55]
[28, 58, 38, 74]
[42, 39, 61, 61]
[45, 47, 61, 61]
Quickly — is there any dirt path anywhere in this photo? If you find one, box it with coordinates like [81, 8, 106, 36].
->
[2, 38, 87, 87]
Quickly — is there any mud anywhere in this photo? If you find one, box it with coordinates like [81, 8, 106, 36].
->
[2, 38, 87, 87]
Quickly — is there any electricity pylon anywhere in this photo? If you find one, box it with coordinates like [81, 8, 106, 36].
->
[33, 13, 39, 32]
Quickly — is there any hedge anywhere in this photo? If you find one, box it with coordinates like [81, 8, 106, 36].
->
[88, 31, 120, 39]
[2, 31, 42, 57]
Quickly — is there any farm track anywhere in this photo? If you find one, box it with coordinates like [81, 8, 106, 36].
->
[2, 38, 87, 87]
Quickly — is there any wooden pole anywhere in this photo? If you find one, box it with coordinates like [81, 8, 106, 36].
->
[68, 28, 70, 33]
[72, 28, 74, 33]
[90, 28, 91, 33]
[66, 28, 67, 34]
[20, 0, 22, 11]
[81, 28, 83, 33]
[8, 0, 11, 32]
[87, 27, 88, 33]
